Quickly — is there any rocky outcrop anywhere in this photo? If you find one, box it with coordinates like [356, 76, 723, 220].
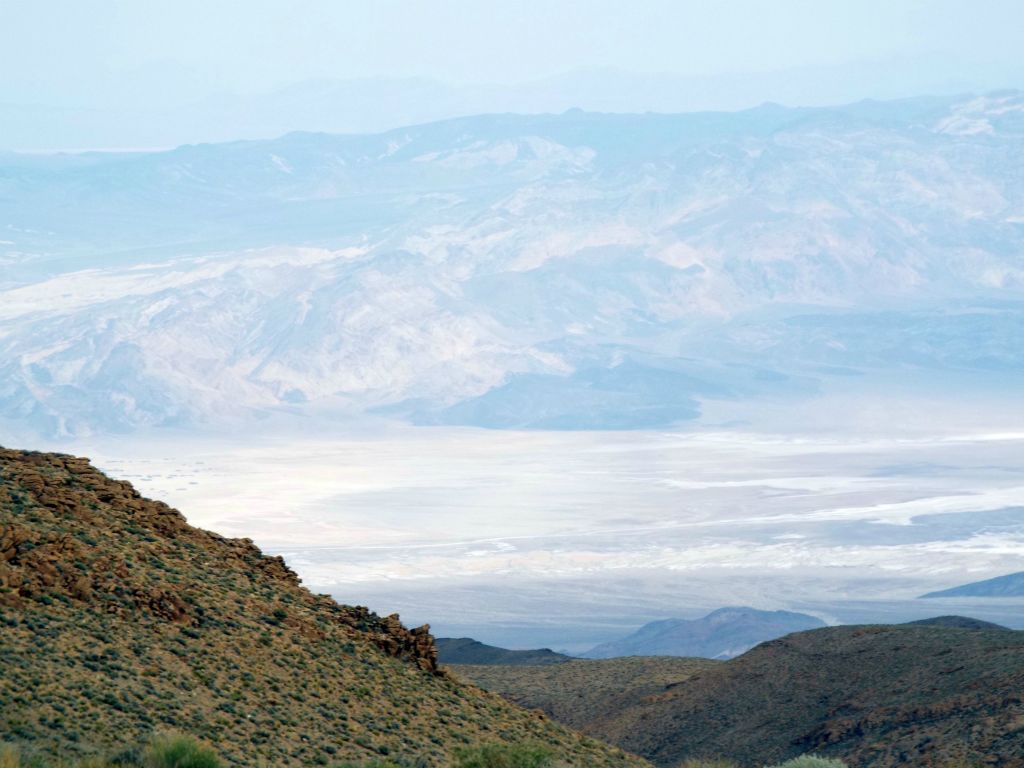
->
[0, 447, 439, 671]
[0, 445, 645, 768]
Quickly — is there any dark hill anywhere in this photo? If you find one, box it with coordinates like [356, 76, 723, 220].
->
[436, 637, 573, 666]
[451, 657, 717, 736]
[582, 607, 825, 660]
[0, 447, 644, 767]
[907, 615, 1010, 630]
[921, 570, 1024, 598]
[594, 625, 1024, 767]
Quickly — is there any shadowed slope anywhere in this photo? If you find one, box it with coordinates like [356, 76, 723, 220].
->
[595, 625, 1024, 767]
[450, 657, 717, 735]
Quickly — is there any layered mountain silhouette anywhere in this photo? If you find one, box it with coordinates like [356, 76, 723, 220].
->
[582, 607, 826, 659]
[3, 93, 1024, 438]
[0, 447, 642, 766]
[921, 570, 1024, 598]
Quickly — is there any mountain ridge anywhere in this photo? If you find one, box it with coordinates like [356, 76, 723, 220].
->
[921, 570, 1024, 598]
[582, 607, 827, 660]
[2, 91, 1024, 437]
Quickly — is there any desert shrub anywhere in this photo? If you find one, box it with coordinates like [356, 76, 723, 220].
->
[768, 757, 848, 768]
[0, 745, 50, 768]
[143, 735, 220, 768]
[453, 743, 554, 768]
[0, 744, 19, 768]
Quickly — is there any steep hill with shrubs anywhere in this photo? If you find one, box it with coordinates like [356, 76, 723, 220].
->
[0, 447, 645, 767]
[593, 625, 1024, 766]
[456, 625, 1024, 766]
[451, 657, 717, 735]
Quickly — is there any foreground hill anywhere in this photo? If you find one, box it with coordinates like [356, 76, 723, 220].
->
[436, 637, 572, 666]
[0, 447, 644, 767]
[596, 625, 1024, 767]
[450, 657, 717, 736]
[922, 570, 1024, 598]
[457, 625, 1024, 766]
[582, 607, 825, 659]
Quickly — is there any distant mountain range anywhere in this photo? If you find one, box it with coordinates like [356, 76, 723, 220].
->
[436, 637, 572, 666]
[457, 623, 1024, 767]
[2, 58, 1007, 152]
[441, 614, 1009, 668]
[582, 607, 826, 660]
[2, 92, 1024, 437]
[921, 570, 1024, 598]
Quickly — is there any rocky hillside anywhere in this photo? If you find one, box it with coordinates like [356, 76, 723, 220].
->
[455, 624, 1024, 766]
[437, 638, 573, 666]
[0, 447, 645, 767]
[591, 625, 1024, 767]
[450, 657, 717, 736]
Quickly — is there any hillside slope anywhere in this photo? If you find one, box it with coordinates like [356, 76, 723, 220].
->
[582, 607, 825, 659]
[595, 625, 1024, 767]
[0, 447, 645, 767]
[436, 637, 572, 666]
[907, 615, 1011, 630]
[450, 657, 717, 736]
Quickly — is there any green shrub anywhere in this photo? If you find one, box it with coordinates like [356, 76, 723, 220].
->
[768, 757, 848, 768]
[453, 743, 554, 768]
[143, 735, 221, 768]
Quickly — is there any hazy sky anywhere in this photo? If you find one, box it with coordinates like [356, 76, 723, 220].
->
[3, 0, 1023, 106]
[2, 0, 1022, 149]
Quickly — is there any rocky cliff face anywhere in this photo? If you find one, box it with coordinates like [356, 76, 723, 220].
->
[0, 447, 642, 767]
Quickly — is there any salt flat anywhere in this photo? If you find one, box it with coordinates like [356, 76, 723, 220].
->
[71, 423, 1024, 648]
